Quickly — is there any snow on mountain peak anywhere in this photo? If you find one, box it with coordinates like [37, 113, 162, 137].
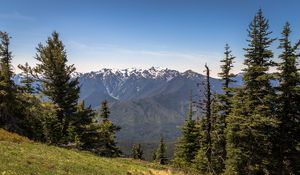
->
[84, 67, 202, 81]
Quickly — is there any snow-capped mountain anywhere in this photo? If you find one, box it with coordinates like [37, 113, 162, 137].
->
[79, 67, 222, 107]
[87, 67, 180, 80]
[14, 67, 225, 151]
[76, 67, 225, 146]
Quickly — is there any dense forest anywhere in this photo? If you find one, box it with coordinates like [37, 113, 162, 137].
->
[0, 9, 299, 174]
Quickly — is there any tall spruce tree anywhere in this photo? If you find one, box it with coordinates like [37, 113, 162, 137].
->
[210, 44, 236, 174]
[0, 32, 39, 140]
[194, 64, 214, 174]
[225, 9, 278, 174]
[173, 91, 199, 167]
[32, 31, 80, 143]
[18, 62, 60, 142]
[275, 22, 300, 174]
[0, 31, 20, 131]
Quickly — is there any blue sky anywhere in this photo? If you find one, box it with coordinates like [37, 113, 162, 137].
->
[1, 0, 300, 77]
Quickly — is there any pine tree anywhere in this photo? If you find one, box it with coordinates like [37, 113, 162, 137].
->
[154, 136, 168, 165]
[173, 91, 199, 167]
[194, 64, 214, 174]
[0, 31, 20, 131]
[0, 32, 45, 141]
[210, 44, 236, 174]
[32, 31, 80, 143]
[275, 22, 300, 174]
[218, 44, 236, 125]
[96, 100, 121, 157]
[204, 64, 212, 167]
[132, 143, 144, 160]
[225, 9, 278, 174]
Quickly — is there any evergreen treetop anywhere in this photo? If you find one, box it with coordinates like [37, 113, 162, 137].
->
[243, 9, 276, 100]
[225, 9, 279, 174]
[32, 31, 80, 142]
[218, 43, 236, 92]
[275, 22, 300, 174]
[0, 32, 14, 85]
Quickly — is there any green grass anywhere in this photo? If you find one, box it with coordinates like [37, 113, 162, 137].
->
[0, 129, 185, 175]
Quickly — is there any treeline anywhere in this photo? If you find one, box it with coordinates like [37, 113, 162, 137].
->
[173, 9, 300, 174]
[0, 31, 120, 157]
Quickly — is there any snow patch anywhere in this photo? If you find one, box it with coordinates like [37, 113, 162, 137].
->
[105, 86, 119, 100]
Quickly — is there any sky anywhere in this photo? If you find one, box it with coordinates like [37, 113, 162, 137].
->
[1, 0, 300, 77]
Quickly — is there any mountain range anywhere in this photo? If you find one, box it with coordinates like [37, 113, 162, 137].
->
[14, 67, 243, 158]
[77, 67, 236, 141]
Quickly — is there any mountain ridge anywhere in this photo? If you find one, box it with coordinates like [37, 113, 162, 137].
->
[14, 67, 243, 158]
[78, 67, 224, 105]
[76, 67, 225, 144]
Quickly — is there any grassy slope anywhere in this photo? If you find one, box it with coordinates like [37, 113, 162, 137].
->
[0, 129, 184, 175]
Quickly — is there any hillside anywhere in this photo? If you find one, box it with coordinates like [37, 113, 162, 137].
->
[0, 129, 186, 175]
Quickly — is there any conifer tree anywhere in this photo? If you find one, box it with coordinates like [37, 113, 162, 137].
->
[275, 22, 300, 174]
[194, 64, 214, 174]
[210, 44, 236, 174]
[0, 31, 20, 131]
[218, 44, 236, 124]
[132, 143, 144, 160]
[204, 64, 212, 166]
[96, 100, 121, 157]
[0, 38, 46, 141]
[18, 62, 60, 142]
[154, 136, 167, 165]
[225, 9, 278, 174]
[32, 31, 80, 143]
[173, 92, 199, 167]
[0, 32, 53, 141]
